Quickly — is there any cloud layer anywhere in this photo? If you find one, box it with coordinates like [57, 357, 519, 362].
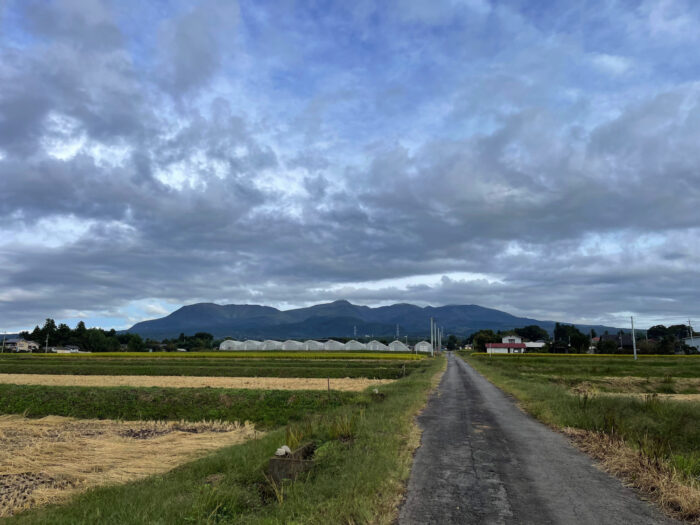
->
[2, 0, 700, 331]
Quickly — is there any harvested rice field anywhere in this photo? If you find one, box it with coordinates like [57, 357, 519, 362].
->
[0, 415, 259, 517]
[0, 374, 392, 391]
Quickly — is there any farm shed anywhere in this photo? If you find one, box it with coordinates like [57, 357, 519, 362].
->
[414, 341, 432, 353]
[388, 340, 409, 352]
[324, 339, 345, 351]
[366, 340, 388, 351]
[262, 340, 282, 350]
[242, 340, 262, 350]
[282, 340, 304, 350]
[304, 340, 324, 351]
[344, 340, 367, 350]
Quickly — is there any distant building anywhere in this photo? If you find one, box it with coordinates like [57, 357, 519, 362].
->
[486, 342, 526, 354]
[524, 341, 546, 350]
[324, 339, 345, 351]
[5, 338, 39, 352]
[282, 340, 304, 350]
[366, 340, 388, 351]
[304, 340, 325, 351]
[388, 340, 409, 352]
[501, 335, 522, 344]
[344, 340, 367, 350]
[262, 340, 282, 350]
[414, 341, 432, 353]
[683, 336, 700, 351]
[219, 340, 243, 350]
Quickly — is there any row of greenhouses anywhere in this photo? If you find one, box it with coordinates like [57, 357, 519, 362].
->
[218, 338, 432, 352]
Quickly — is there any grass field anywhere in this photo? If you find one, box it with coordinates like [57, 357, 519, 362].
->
[3, 351, 424, 359]
[0, 383, 367, 428]
[3, 356, 445, 524]
[0, 354, 422, 379]
[462, 352, 700, 521]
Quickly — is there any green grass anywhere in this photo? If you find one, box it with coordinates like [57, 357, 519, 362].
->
[0, 384, 367, 429]
[5, 357, 445, 524]
[0, 355, 422, 379]
[462, 353, 700, 481]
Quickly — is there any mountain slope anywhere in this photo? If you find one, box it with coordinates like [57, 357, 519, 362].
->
[127, 300, 618, 340]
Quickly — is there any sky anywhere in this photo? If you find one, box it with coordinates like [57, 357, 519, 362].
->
[1, 0, 700, 332]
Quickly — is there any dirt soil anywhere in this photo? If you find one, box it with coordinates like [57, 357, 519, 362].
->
[0, 373, 393, 391]
[0, 415, 259, 517]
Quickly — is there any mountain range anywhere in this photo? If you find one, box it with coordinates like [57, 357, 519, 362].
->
[127, 300, 619, 340]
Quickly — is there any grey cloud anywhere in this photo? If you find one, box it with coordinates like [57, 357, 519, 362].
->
[157, 1, 239, 96]
[2, 1, 700, 330]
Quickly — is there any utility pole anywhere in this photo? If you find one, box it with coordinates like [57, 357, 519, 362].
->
[1, 331, 5, 353]
[631, 316, 637, 361]
[396, 324, 399, 340]
[689, 319, 694, 345]
[45, 333, 49, 353]
[354, 325, 357, 338]
[430, 317, 435, 357]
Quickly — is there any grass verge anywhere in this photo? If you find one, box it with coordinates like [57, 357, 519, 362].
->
[5, 356, 445, 524]
[463, 353, 700, 522]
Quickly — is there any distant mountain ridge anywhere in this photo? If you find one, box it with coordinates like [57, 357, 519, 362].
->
[127, 300, 619, 340]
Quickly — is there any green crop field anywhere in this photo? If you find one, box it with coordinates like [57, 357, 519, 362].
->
[0, 354, 423, 379]
[3, 356, 445, 524]
[8, 351, 424, 359]
[462, 353, 700, 483]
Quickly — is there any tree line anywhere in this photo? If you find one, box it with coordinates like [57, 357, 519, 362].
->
[19, 319, 217, 352]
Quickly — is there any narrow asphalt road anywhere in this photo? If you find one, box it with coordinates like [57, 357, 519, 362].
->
[398, 352, 678, 525]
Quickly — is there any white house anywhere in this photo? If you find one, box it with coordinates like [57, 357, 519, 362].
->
[5, 338, 39, 352]
[366, 340, 388, 351]
[524, 341, 546, 350]
[486, 342, 526, 354]
[501, 335, 522, 344]
[414, 341, 432, 353]
[388, 340, 409, 352]
[344, 339, 367, 350]
[324, 339, 345, 351]
[282, 340, 304, 350]
[304, 340, 325, 351]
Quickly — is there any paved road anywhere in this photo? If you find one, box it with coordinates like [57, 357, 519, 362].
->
[399, 352, 677, 525]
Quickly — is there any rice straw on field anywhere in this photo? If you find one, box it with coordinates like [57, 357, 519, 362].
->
[0, 374, 393, 391]
[0, 415, 259, 517]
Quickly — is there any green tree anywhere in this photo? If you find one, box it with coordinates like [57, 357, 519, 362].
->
[446, 334, 459, 350]
[127, 334, 146, 352]
[471, 330, 499, 352]
[514, 325, 549, 342]
[647, 325, 667, 339]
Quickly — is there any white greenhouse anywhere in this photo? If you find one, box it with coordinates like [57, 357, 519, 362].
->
[366, 340, 388, 351]
[219, 339, 244, 351]
[262, 340, 282, 350]
[243, 340, 262, 350]
[344, 339, 367, 350]
[388, 340, 409, 352]
[324, 339, 345, 351]
[414, 341, 432, 353]
[282, 340, 304, 350]
[304, 340, 324, 351]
